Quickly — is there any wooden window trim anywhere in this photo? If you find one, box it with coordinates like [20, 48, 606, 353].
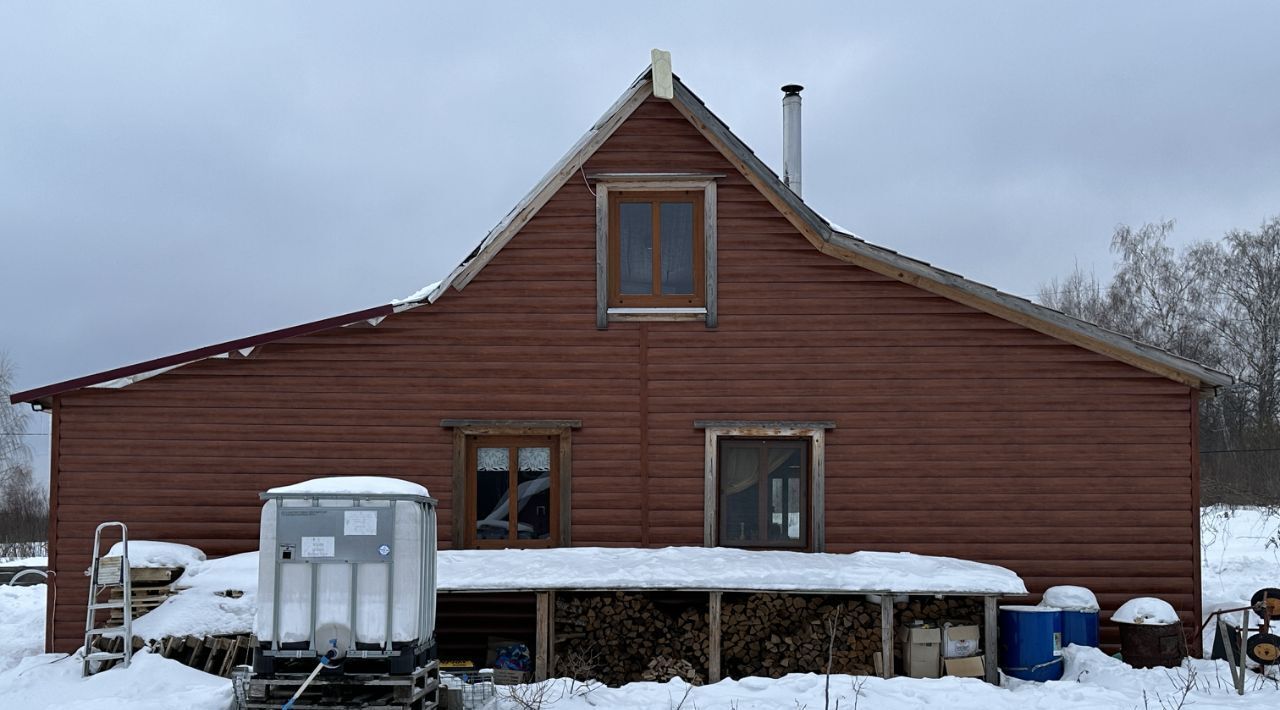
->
[444, 420, 576, 549]
[698, 422, 833, 552]
[595, 178, 718, 329]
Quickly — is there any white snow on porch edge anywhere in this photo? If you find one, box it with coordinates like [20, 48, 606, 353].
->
[438, 547, 1027, 595]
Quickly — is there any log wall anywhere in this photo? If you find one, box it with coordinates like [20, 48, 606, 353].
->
[46, 97, 1198, 654]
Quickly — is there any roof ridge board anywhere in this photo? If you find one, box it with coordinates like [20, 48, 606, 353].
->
[424, 67, 657, 299]
[668, 77, 1229, 390]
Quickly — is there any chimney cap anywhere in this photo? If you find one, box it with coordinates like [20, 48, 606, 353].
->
[781, 84, 804, 96]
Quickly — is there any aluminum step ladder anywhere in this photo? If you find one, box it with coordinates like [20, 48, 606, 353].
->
[82, 521, 133, 676]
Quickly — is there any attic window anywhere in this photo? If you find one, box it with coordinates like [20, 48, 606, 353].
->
[592, 174, 720, 328]
[609, 191, 703, 307]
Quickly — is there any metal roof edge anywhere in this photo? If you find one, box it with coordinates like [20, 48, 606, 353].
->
[9, 303, 396, 406]
[666, 77, 1232, 393]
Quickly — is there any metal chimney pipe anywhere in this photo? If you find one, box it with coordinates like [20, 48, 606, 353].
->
[781, 84, 804, 197]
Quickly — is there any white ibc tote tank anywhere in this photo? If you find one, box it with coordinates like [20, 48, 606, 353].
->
[254, 476, 437, 674]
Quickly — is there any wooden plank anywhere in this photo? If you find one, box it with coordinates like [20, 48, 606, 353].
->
[704, 180, 718, 329]
[702, 427, 716, 547]
[984, 596, 998, 684]
[451, 79, 653, 290]
[880, 595, 894, 679]
[811, 429, 825, 552]
[558, 430, 573, 547]
[708, 591, 722, 683]
[694, 420, 837, 431]
[596, 183, 609, 329]
[536, 591, 551, 682]
[640, 323, 650, 547]
[450, 428, 465, 549]
[46, 397, 60, 653]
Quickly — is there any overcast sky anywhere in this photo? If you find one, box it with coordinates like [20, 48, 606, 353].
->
[3, 2, 1279, 481]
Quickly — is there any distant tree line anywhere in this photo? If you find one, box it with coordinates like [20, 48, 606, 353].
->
[1039, 218, 1280, 505]
[1, 354, 47, 555]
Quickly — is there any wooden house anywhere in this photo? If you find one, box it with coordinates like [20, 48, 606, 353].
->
[12, 64, 1231, 657]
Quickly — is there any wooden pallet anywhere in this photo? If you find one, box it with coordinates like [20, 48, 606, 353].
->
[92, 632, 254, 678]
[104, 566, 181, 624]
[245, 661, 439, 710]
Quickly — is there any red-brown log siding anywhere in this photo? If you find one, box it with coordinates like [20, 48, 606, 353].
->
[48, 98, 1199, 651]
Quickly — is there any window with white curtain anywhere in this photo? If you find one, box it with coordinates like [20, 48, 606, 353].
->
[469, 435, 558, 547]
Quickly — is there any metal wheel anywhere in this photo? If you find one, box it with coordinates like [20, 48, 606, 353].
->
[1246, 632, 1280, 666]
[1251, 588, 1280, 617]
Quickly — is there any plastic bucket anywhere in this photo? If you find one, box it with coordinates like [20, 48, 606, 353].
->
[998, 605, 1064, 681]
[1061, 609, 1100, 647]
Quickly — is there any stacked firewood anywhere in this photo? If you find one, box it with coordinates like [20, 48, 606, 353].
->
[553, 592, 986, 686]
[721, 594, 879, 678]
[895, 596, 983, 629]
[554, 592, 708, 687]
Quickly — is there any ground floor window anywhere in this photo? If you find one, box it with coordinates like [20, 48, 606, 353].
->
[719, 438, 808, 548]
[469, 435, 558, 547]
[696, 421, 834, 552]
[442, 419, 578, 550]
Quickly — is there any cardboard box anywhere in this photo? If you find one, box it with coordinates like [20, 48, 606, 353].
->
[941, 623, 981, 658]
[901, 626, 942, 679]
[943, 656, 985, 678]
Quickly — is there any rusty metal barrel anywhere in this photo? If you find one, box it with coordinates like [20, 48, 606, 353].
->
[1112, 597, 1185, 668]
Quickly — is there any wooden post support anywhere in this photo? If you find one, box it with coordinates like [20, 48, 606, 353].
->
[984, 596, 998, 684]
[880, 595, 894, 679]
[536, 591, 553, 681]
[708, 591, 722, 684]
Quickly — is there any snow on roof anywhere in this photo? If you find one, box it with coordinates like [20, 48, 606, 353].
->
[390, 280, 443, 307]
[1110, 597, 1180, 625]
[265, 476, 430, 498]
[105, 541, 205, 569]
[438, 546, 1027, 595]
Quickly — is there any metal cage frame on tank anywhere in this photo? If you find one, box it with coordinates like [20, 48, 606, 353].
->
[253, 481, 439, 676]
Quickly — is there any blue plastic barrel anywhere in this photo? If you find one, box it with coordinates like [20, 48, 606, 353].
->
[998, 605, 1064, 681]
[1061, 609, 1100, 647]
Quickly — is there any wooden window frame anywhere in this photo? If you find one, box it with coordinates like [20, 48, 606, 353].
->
[695, 421, 835, 552]
[592, 175, 719, 328]
[442, 419, 578, 550]
[717, 438, 810, 550]
[607, 190, 705, 309]
[466, 434, 559, 549]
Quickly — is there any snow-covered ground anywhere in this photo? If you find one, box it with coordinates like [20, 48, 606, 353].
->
[1201, 505, 1280, 650]
[0, 507, 1276, 709]
[0, 585, 45, 673]
[486, 647, 1280, 709]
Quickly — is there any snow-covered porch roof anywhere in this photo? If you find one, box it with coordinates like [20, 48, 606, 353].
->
[436, 546, 1028, 596]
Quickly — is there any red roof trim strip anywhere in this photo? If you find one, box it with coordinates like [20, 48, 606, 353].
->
[9, 303, 395, 405]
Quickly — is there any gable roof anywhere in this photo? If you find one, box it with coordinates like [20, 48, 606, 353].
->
[11, 66, 1231, 407]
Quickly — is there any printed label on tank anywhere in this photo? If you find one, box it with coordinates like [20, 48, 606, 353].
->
[1053, 632, 1063, 657]
[344, 510, 378, 536]
[301, 536, 335, 558]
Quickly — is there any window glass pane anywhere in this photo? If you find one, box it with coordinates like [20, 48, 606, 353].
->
[720, 444, 761, 545]
[619, 202, 653, 295]
[516, 447, 552, 540]
[475, 447, 510, 540]
[659, 202, 695, 295]
[767, 447, 804, 543]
